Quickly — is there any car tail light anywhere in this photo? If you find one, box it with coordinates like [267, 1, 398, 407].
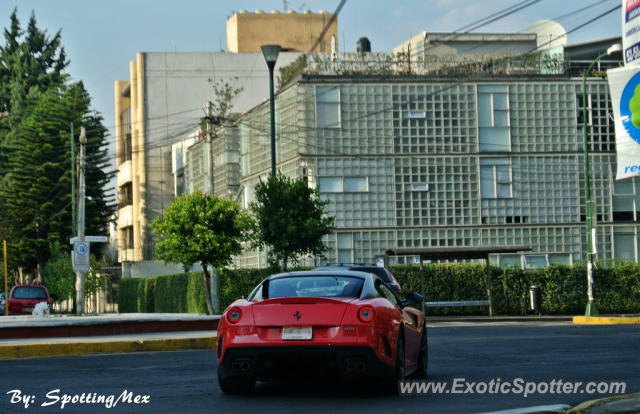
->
[358, 306, 375, 323]
[227, 307, 242, 324]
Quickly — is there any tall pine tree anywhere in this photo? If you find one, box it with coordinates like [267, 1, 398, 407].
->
[0, 9, 113, 279]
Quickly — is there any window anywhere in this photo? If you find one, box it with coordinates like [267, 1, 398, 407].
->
[480, 158, 512, 198]
[613, 177, 636, 222]
[499, 255, 522, 269]
[375, 280, 399, 306]
[337, 233, 353, 264]
[119, 182, 133, 208]
[175, 170, 185, 196]
[316, 86, 341, 128]
[318, 176, 368, 193]
[477, 85, 510, 152]
[344, 177, 367, 192]
[524, 255, 549, 269]
[264, 276, 364, 299]
[614, 232, 636, 262]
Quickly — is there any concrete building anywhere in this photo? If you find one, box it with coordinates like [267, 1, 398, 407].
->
[393, 32, 538, 74]
[195, 39, 638, 268]
[114, 52, 301, 270]
[226, 10, 337, 53]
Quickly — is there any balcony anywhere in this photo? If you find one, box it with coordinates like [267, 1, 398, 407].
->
[119, 249, 135, 262]
[117, 204, 133, 229]
[117, 160, 132, 187]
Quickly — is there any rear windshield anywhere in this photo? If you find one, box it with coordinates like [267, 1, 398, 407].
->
[12, 287, 47, 300]
[265, 276, 364, 299]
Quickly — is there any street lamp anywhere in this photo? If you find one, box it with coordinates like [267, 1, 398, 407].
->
[0, 111, 76, 235]
[261, 44, 281, 176]
[582, 43, 621, 316]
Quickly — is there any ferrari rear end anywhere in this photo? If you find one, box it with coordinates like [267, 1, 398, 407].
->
[216, 272, 399, 393]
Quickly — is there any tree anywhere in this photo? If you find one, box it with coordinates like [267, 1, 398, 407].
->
[0, 82, 113, 277]
[0, 8, 68, 113]
[250, 173, 334, 271]
[0, 9, 114, 279]
[41, 242, 107, 309]
[151, 191, 251, 314]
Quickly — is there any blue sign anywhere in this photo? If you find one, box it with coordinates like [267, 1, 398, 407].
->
[74, 241, 89, 256]
[620, 71, 640, 145]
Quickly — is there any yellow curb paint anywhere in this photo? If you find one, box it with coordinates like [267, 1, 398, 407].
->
[573, 316, 640, 325]
[0, 336, 217, 359]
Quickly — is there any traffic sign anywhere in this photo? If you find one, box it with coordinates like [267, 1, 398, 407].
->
[72, 241, 90, 272]
[70, 235, 108, 244]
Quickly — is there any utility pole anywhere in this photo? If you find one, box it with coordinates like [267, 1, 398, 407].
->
[206, 101, 215, 194]
[3, 240, 7, 316]
[75, 127, 86, 314]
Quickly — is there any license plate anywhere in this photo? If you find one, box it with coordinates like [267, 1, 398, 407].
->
[24, 307, 33, 313]
[282, 326, 312, 340]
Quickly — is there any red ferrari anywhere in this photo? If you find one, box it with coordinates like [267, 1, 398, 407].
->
[216, 270, 428, 394]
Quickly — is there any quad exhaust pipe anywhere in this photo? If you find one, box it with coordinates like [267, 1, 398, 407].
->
[231, 359, 252, 373]
[344, 358, 367, 373]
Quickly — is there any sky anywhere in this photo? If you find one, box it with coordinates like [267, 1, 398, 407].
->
[0, 0, 623, 179]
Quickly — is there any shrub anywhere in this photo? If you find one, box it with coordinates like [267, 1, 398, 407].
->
[118, 262, 640, 315]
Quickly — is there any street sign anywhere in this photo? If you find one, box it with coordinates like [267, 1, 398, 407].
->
[70, 235, 108, 244]
[72, 241, 90, 273]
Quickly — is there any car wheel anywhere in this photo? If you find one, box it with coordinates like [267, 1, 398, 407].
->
[409, 325, 428, 379]
[217, 369, 255, 394]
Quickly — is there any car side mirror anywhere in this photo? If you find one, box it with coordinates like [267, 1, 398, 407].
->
[401, 292, 423, 308]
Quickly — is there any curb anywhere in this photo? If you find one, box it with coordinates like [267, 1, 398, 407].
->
[572, 316, 640, 325]
[0, 335, 217, 359]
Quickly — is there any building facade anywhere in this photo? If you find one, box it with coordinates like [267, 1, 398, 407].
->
[226, 10, 337, 53]
[206, 71, 640, 268]
[114, 9, 339, 270]
[114, 52, 301, 266]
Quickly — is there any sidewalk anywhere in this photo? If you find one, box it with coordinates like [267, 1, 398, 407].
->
[0, 330, 217, 359]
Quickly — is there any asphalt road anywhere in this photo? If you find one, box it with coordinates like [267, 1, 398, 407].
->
[0, 324, 638, 414]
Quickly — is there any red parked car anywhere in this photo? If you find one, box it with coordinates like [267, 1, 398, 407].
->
[216, 270, 427, 394]
[8, 284, 51, 315]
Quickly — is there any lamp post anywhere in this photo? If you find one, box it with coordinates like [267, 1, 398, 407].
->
[261, 44, 281, 176]
[581, 43, 621, 316]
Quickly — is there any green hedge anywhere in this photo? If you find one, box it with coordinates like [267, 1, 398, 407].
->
[391, 262, 640, 316]
[119, 262, 640, 315]
[118, 269, 270, 313]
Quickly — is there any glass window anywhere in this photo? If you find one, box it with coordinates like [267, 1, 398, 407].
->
[266, 276, 365, 298]
[613, 178, 634, 195]
[12, 287, 47, 300]
[344, 177, 367, 192]
[479, 127, 510, 151]
[477, 85, 510, 152]
[524, 255, 549, 269]
[477, 93, 492, 127]
[318, 177, 342, 193]
[480, 158, 512, 199]
[375, 280, 399, 306]
[337, 233, 353, 249]
[318, 176, 369, 193]
[316, 86, 341, 128]
[614, 232, 636, 261]
[499, 255, 522, 269]
[480, 165, 495, 198]
[549, 254, 571, 265]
